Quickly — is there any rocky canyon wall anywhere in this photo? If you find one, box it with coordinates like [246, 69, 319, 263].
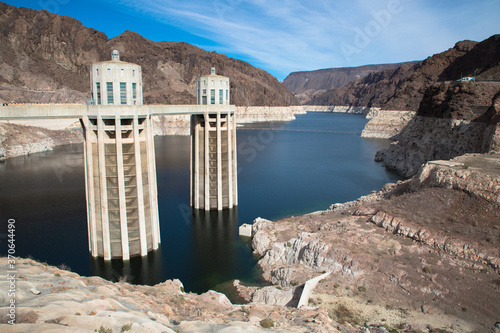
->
[374, 82, 500, 177]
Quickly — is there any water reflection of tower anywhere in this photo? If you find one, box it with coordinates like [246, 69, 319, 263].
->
[190, 208, 238, 292]
[90, 249, 164, 285]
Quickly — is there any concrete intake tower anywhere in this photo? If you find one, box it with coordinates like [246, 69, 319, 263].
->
[83, 50, 159, 260]
[191, 68, 238, 210]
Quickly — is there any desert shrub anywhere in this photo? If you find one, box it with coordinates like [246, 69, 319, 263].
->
[95, 327, 113, 333]
[260, 318, 275, 328]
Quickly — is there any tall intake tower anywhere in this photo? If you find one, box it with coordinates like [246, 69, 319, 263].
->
[191, 68, 238, 210]
[83, 50, 160, 260]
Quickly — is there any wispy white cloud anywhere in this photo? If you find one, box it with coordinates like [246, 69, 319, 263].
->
[104, 0, 500, 80]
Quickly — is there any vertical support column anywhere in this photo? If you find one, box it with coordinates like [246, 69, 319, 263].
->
[204, 113, 210, 210]
[190, 116, 194, 208]
[115, 115, 130, 260]
[82, 116, 98, 256]
[216, 112, 223, 210]
[133, 115, 148, 256]
[145, 114, 160, 249]
[97, 116, 111, 260]
[83, 125, 91, 251]
[232, 112, 238, 206]
[192, 116, 201, 210]
[227, 113, 234, 208]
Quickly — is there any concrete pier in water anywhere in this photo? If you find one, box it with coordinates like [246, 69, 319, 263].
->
[190, 112, 238, 210]
[81, 112, 160, 260]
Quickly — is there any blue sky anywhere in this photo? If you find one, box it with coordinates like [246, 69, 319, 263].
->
[4, 0, 500, 81]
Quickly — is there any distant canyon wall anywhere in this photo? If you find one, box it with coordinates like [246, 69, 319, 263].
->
[303, 105, 378, 114]
[0, 122, 83, 161]
[282, 62, 416, 105]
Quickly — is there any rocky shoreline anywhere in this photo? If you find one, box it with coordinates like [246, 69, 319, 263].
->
[245, 152, 500, 332]
[360, 110, 416, 139]
[151, 106, 308, 136]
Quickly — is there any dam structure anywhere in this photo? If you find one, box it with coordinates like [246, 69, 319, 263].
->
[0, 51, 238, 260]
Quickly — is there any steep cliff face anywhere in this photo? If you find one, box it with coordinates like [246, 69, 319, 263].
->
[0, 3, 297, 106]
[360, 110, 416, 139]
[374, 82, 500, 177]
[309, 35, 500, 110]
[283, 62, 416, 104]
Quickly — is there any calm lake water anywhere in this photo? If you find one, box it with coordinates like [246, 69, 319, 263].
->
[0, 112, 399, 293]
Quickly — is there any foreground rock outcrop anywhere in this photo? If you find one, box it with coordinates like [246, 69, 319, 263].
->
[2, 153, 499, 332]
[0, 257, 335, 332]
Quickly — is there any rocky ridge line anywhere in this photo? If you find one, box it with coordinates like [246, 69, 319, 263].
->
[308, 35, 500, 110]
[0, 3, 297, 107]
[283, 62, 416, 104]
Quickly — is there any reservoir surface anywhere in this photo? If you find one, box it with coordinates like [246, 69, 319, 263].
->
[0, 112, 399, 293]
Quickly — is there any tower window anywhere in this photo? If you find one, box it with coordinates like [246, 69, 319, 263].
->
[107, 82, 113, 104]
[96, 82, 101, 105]
[219, 89, 223, 104]
[133, 70, 135, 77]
[210, 89, 215, 104]
[120, 82, 126, 104]
[121, 69, 124, 77]
[132, 83, 137, 99]
[96, 69, 99, 77]
[107, 68, 111, 76]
